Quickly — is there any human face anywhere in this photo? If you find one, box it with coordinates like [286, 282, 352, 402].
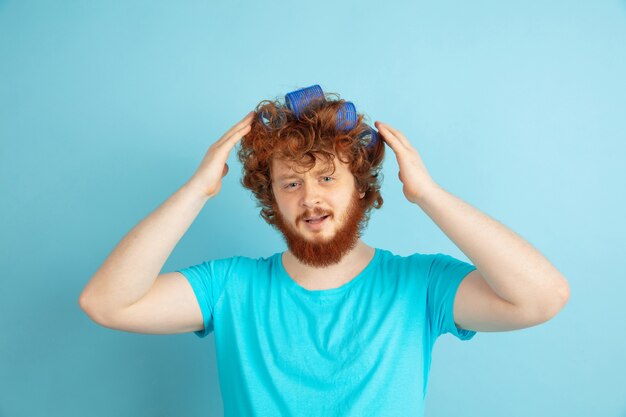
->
[270, 154, 367, 267]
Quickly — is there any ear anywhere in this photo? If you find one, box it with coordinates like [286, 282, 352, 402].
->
[359, 191, 365, 199]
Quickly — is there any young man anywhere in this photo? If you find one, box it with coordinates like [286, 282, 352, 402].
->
[79, 100, 570, 416]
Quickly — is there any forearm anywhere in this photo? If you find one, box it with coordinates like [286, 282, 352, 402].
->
[79, 179, 210, 311]
[416, 183, 569, 312]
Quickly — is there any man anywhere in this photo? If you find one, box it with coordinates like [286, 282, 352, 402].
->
[79, 95, 570, 417]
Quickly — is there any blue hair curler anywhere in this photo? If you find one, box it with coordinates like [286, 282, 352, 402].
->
[259, 84, 379, 149]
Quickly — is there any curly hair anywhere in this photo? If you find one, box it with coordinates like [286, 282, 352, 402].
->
[237, 89, 385, 229]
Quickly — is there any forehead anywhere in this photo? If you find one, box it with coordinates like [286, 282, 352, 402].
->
[271, 154, 349, 178]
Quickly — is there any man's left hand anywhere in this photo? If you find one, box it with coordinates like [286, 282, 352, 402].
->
[374, 121, 439, 204]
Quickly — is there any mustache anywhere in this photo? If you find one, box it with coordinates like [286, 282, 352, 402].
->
[300, 208, 332, 221]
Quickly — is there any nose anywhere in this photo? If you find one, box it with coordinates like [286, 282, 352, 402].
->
[300, 181, 322, 208]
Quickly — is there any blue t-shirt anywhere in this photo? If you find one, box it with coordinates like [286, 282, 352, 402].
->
[177, 248, 477, 417]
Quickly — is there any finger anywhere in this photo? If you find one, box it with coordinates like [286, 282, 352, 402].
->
[375, 122, 405, 153]
[216, 120, 252, 149]
[218, 111, 256, 143]
[217, 127, 251, 158]
[236, 110, 256, 125]
[230, 124, 251, 145]
[376, 122, 412, 149]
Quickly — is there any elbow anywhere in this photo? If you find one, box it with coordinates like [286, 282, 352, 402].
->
[554, 277, 571, 311]
[78, 294, 107, 326]
[78, 292, 94, 314]
[558, 280, 571, 306]
[78, 294, 96, 321]
[539, 281, 571, 321]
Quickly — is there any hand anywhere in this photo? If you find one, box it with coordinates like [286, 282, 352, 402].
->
[374, 121, 439, 204]
[188, 111, 255, 198]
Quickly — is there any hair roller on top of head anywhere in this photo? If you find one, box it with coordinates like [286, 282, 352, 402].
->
[258, 84, 379, 149]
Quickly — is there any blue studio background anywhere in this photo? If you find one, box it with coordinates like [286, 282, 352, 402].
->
[1, 1, 625, 416]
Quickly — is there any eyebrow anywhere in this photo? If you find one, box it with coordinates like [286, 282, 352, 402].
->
[275, 166, 336, 182]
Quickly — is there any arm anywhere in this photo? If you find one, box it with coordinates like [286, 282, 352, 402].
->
[79, 111, 255, 320]
[78, 180, 210, 316]
[415, 184, 570, 318]
[375, 120, 570, 329]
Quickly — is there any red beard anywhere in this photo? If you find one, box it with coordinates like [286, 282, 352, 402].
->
[271, 188, 368, 267]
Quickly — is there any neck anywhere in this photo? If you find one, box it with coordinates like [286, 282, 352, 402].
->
[284, 239, 374, 276]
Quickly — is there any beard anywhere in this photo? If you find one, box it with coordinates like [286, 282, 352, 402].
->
[271, 188, 368, 268]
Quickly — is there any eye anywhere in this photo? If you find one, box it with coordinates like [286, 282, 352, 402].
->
[321, 176, 334, 182]
[285, 182, 299, 189]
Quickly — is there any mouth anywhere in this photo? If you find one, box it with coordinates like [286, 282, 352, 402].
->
[304, 214, 330, 225]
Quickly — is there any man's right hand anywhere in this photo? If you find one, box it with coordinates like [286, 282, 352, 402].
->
[188, 111, 255, 198]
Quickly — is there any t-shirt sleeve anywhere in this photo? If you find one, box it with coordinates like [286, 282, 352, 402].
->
[426, 253, 478, 341]
[176, 257, 235, 338]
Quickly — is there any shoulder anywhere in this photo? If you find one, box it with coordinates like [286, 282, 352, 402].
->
[211, 252, 278, 274]
[370, 249, 439, 286]
[181, 252, 276, 280]
[375, 248, 438, 270]
[374, 249, 473, 286]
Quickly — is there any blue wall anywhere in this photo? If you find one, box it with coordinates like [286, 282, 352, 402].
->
[1, 0, 625, 416]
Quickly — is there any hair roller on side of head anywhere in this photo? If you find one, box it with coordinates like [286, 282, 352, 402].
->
[336, 101, 357, 131]
[258, 108, 287, 130]
[359, 125, 379, 149]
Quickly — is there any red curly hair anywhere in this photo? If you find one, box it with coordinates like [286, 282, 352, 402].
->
[237, 89, 385, 229]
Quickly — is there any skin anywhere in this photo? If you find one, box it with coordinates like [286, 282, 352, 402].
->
[185, 110, 377, 291]
[374, 120, 570, 328]
[82, 111, 569, 335]
[188, 111, 569, 328]
[269, 154, 377, 290]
